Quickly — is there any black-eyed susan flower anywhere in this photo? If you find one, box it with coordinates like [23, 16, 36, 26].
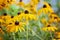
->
[17, 0, 25, 7]
[42, 23, 57, 32]
[11, 14, 25, 22]
[6, 0, 16, 4]
[49, 13, 59, 23]
[24, 4, 37, 14]
[24, 10, 29, 14]
[6, 21, 26, 32]
[17, 12, 37, 21]
[43, 2, 52, 8]
[24, 14, 37, 21]
[1, 14, 11, 20]
[17, 12, 21, 15]
[0, 0, 11, 9]
[38, 2, 54, 15]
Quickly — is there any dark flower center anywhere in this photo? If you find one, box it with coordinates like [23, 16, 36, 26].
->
[19, 0, 22, 2]
[1, 3, 5, 7]
[24, 10, 29, 14]
[11, 16, 14, 18]
[7, 0, 9, 3]
[9, 23, 12, 25]
[18, 12, 21, 15]
[3, 13, 7, 16]
[47, 24, 50, 27]
[0, 26, 2, 28]
[48, 3, 52, 7]
[50, 15, 52, 18]
[15, 21, 19, 25]
[43, 5, 47, 8]
[54, 17, 57, 19]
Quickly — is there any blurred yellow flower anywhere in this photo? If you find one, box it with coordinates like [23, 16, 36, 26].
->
[38, 2, 54, 15]
[6, 21, 25, 32]
[42, 23, 57, 31]
[24, 4, 37, 14]
[18, 12, 37, 21]
[49, 13, 59, 23]
[25, 14, 37, 21]
[18, 2, 25, 7]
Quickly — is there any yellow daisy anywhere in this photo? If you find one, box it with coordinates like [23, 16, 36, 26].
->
[6, 21, 25, 33]
[49, 13, 59, 23]
[17, 11, 37, 21]
[17, 0, 25, 7]
[42, 23, 58, 31]
[38, 2, 54, 15]
[6, 0, 16, 4]
[24, 4, 37, 14]
[0, 0, 9, 9]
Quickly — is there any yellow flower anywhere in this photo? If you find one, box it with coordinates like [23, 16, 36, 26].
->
[6, 0, 16, 4]
[18, 12, 37, 21]
[0, 3, 6, 10]
[22, 13, 37, 21]
[43, 2, 52, 8]
[11, 15, 20, 22]
[1, 13, 11, 20]
[0, 0, 17, 10]
[0, 0, 9, 9]
[49, 13, 59, 23]
[42, 23, 57, 31]
[38, 8, 54, 15]
[17, 1, 25, 7]
[6, 21, 25, 32]
[24, 4, 37, 14]
[38, 2, 54, 15]
[0, 19, 4, 24]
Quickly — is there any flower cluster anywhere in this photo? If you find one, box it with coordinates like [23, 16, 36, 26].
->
[0, 0, 60, 40]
